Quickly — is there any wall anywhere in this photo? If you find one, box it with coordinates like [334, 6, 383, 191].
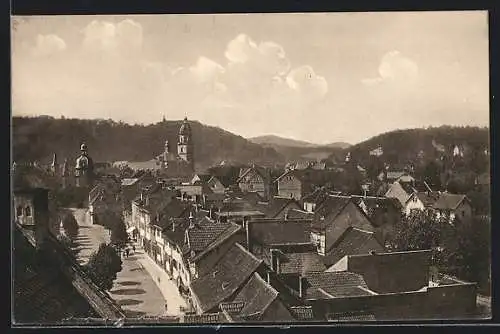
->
[345, 251, 431, 294]
[311, 283, 477, 320]
[405, 196, 425, 216]
[454, 201, 472, 222]
[14, 194, 35, 226]
[238, 170, 267, 199]
[324, 202, 374, 251]
[278, 176, 302, 200]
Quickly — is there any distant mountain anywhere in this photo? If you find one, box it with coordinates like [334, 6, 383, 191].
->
[323, 142, 351, 149]
[12, 116, 285, 171]
[249, 135, 319, 148]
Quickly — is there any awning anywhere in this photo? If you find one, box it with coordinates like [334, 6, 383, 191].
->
[127, 226, 137, 234]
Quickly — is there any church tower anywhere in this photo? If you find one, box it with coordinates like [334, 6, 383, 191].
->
[75, 143, 94, 188]
[177, 117, 194, 171]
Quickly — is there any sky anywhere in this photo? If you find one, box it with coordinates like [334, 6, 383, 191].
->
[11, 12, 489, 145]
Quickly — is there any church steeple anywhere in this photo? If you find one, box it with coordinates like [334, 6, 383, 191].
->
[177, 117, 194, 171]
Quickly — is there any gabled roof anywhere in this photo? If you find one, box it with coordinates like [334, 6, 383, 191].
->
[236, 165, 270, 183]
[121, 178, 140, 186]
[187, 217, 241, 257]
[274, 169, 338, 185]
[152, 199, 192, 229]
[192, 173, 212, 183]
[351, 196, 402, 219]
[323, 227, 385, 267]
[265, 197, 301, 218]
[408, 191, 440, 207]
[279, 252, 327, 274]
[228, 272, 292, 321]
[312, 195, 352, 229]
[249, 218, 312, 246]
[432, 193, 468, 211]
[189, 243, 263, 313]
[301, 271, 372, 300]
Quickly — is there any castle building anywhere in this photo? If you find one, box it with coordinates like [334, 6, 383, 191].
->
[75, 143, 94, 188]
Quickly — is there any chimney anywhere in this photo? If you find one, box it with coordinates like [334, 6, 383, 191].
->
[209, 206, 213, 219]
[370, 250, 377, 255]
[298, 275, 306, 299]
[171, 219, 176, 232]
[270, 249, 280, 273]
[284, 210, 288, 220]
[188, 212, 195, 228]
[246, 220, 252, 251]
[266, 271, 271, 284]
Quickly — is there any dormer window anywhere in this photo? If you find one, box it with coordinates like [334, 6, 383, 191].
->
[222, 281, 230, 290]
[25, 206, 32, 217]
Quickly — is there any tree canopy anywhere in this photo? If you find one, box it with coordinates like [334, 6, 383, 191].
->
[84, 243, 122, 291]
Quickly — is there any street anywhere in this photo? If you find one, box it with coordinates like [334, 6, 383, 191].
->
[68, 207, 187, 317]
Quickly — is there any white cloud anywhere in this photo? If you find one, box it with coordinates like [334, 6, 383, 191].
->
[82, 19, 143, 56]
[286, 65, 328, 99]
[31, 34, 66, 57]
[189, 56, 225, 83]
[362, 50, 418, 86]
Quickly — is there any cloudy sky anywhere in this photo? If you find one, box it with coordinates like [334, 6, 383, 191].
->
[11, 12, 489, 144]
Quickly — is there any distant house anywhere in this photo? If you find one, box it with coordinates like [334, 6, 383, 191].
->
[384, 181, 417, 208]
[207, 176, 229, 194]
[310, 195, 376, 256]
[301, 187, 332, 213]
[404, 191, 472, 223]
[237, 165, 273, 201]
[275, 169, 338, 200]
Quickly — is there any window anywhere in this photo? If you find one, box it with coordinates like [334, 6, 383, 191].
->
[16, 206, 22, 217]
[25, 206, 32, 217]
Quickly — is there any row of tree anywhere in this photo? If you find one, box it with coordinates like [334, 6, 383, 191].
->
[389, 211, 491, 295]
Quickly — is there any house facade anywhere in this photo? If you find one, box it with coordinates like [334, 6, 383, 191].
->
[237, 166, 272, 201]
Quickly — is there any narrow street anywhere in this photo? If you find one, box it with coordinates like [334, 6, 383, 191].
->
[68, 207, 186, 317]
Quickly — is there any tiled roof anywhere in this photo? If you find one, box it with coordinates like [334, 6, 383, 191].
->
[302, 271, 372, 300]
[187, 217, 241, 255]
[327, 311, 376, 322]
[249, 218, 312, 246]
[126, 159, 162, 171]
[265, 197, 300, 218]
[323, 227, 385, 267]
[312, 195, 351, 229]
[193, 174, 212, 183]
[275, 169, 338, 186]
[191, 221, 242, 262]
[432, 193, 467, 210]
[386, 171, 406, 180]
[279, 252, 327, 274]
[121, 178, 140, 186]
[190, 243, 263, 313]
[232, 273, 279, 317]
[153, 199, 192, 229]
[236, 165, 270, 183]
[220, 301, 245, 314]
[351, 196, 402, 217]
[414, 192, 440, 207]
[13, 226, 106, 324]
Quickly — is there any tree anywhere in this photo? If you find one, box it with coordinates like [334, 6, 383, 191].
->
[110, 216, 129, 249]
[388, 210, 448, 251]
[62, 212, 79, 241]
[84, 243, 123, 290]
[448, 216, 491, 295]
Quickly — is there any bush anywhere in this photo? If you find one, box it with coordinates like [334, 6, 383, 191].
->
[84, 243, 123, 291]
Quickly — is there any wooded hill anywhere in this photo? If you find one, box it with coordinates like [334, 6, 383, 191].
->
[12, 116, 285, 171]
[331, 126, 490, 174]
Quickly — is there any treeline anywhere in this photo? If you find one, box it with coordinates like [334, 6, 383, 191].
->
[12, 116, 285, 171]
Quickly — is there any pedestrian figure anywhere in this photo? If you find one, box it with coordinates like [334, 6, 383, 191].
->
[126, 248, 130, 258]
[133, 245, 136, 253]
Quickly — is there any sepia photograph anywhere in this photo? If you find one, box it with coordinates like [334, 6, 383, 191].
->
[11, 11, 491, 326]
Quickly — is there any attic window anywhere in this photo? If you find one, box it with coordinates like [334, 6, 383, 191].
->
[222, 281, 230, 290]
[213, 270, 219, 277]
[16, 206, 22, 217]
[25, 206, 32, 217]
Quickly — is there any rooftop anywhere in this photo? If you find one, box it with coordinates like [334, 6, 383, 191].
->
[189, 243, 263, 313]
